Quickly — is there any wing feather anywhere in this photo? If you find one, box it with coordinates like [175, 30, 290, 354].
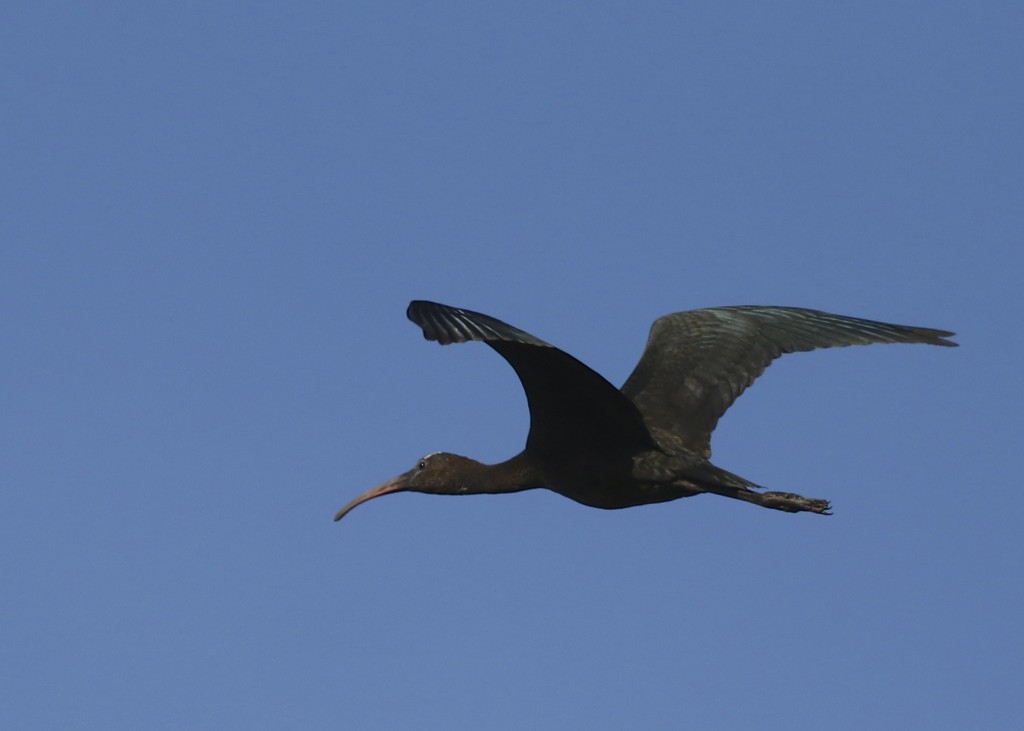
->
[407, 301, 655, 455]
[621, 306, 957, 457]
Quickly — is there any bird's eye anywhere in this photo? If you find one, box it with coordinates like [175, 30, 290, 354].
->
[418, 460, 427, 470]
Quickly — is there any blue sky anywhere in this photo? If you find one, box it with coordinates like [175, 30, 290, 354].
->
[3, 2, 1021, 728]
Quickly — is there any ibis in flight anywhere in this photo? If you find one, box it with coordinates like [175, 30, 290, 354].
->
[334, 301, 955, 522]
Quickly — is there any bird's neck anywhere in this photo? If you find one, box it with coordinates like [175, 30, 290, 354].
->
[476, 452, 542, 494]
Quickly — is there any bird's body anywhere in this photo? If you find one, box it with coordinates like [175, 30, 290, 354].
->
[334, 301, 956, 522]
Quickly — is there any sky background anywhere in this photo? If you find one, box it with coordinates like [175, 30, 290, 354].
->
[3, 2, 1022, 729]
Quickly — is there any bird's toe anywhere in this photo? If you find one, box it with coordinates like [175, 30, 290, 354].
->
[761, 491, 832, 515]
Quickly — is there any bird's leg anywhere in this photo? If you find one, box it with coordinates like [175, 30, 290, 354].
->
[693, 482, 832, 515]
[757, 491, 832, 515]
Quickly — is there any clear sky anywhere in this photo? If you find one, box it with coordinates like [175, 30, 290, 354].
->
[3, 2, 1021, 729]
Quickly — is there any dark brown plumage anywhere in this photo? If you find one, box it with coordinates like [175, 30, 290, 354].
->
[334, 301, 956, 522]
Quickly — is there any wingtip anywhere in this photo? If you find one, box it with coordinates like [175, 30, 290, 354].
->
[925, 329, 959, 348]
[407, 299, 433, 312]
[406, 299, 433, 324]
[406, 300, 449, 343]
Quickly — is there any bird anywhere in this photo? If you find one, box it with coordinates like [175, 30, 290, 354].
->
[334, 300, 956, 522]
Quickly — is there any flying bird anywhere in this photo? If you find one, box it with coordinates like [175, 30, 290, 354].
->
[334, 301, 956, 522]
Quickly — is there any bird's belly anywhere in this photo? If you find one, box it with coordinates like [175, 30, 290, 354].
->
[552, 481, 700, 510]
[540, 457, 698, 510]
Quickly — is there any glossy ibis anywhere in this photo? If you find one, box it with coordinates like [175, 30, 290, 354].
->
[334, 301, 956, 521]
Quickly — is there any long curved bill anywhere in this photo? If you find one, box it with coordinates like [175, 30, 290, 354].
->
[333, 475, 407, 522]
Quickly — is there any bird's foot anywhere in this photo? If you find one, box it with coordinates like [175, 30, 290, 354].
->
[760, 491, 832, 515]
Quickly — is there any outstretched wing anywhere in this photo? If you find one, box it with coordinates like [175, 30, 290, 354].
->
[621, 306, 958, 458]
[408, 301, 656, 456]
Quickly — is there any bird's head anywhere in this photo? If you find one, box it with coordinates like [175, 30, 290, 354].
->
[333, 452, 482, 522]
